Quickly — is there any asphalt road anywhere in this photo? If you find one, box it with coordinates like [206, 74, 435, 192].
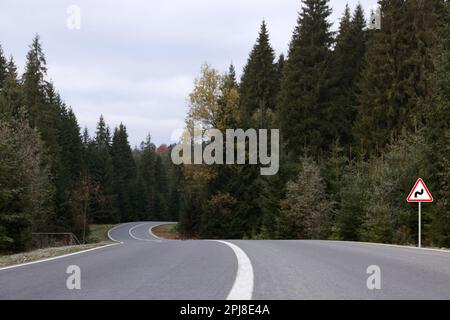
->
[0, 222, 449, 300]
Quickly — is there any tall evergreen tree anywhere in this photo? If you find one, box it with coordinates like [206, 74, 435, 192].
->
[154, 154, 169, 219]
[139, 135, 157, 219]
[55, 105, 86, 236]
[0, 115, 52, 252]
[96, 115, 111, 146]
[328, 4, 367, 148]
[0, 44, 7, 90]
[0, 58, 22, 117]
[279, 0, 334, 158]
[85, 117, 116, 223]
[240, 21, 278, 127]
[111, 124, 137, 222]
[354, 0, 438, 155]
[274, 54, 285, 104]
[226, 64, 238, 90]
[22, 35, 47, 128]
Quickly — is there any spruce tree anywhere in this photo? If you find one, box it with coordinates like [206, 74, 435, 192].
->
[111, 124, 138, 222]
[96, 115, 111, 146]
[59, 107, 83, 187]
[22, 35, 48, 128]
[274, 54, 285, 103]
[226, 64, 238, 90]
[0, 44, 7, 90]
[86, 117, 116, 223]
[279, 157, 334, 239]
[240, 21, 278, 127]
[0, 115, 51, 252]
[279, 0, 334, 158]
[354, 0, 438, 155]
[0, 58, 22, 117]
[139, 135, 157, 219]
[154, 154, 169, 219]
[329, 4, 367, 149]
[57, 104, 85, 234]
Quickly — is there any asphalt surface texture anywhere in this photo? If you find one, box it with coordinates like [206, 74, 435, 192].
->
[0, 222, 449, 300]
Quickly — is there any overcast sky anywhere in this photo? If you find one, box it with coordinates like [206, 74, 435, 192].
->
[0, 0, 378, 146]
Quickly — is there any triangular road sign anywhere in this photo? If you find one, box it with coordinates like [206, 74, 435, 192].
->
[407, 178, 433, 203]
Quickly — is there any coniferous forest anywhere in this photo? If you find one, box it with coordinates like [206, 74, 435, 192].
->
[1, 0, 449, 253]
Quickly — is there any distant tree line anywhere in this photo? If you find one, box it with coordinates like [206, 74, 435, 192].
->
[0, 36, 178, 253]
[177, 0, 450, 248]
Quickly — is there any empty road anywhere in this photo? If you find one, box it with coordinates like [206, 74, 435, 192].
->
[0, 222, 449, 300]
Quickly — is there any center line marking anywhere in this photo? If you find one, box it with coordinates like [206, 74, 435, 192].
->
[214, 240, 254, 300]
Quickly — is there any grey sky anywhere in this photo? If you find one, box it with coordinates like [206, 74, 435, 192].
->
[0, 0, 378, 146]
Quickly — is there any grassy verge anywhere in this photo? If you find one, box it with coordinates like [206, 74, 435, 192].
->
[86, 224, 117, 243]
[152, 223, 181, 240]
[0, 224, 117, 268]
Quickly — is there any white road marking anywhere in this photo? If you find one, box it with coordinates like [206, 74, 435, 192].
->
[107, 224, 126, 244]
[128, 223, 162, 243]
[148, 223, 174, 240]
[0, 243, 120, 272]
[214, 240, 254, 300]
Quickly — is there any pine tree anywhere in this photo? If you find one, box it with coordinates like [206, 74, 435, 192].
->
[0, 57, 22, 117]
[328, 4, 367, 148]
[59, 106, 83, 188]
[240, 21, 278, 127]
[22, 37, 62, 178]
[82, 127, 90, 147]
[22, 35, 48, 128]
[279, 0, 334, 158]
[111, 124, 138, 222]
[274, 54, 285, 104]
[154, 154, 169, 219]
[0, 115, 52, 252]
[96, 115, 111, 146]
[85, 117, 116, 223]
[139, 135, 157, 219]
[279, 157, 334, 239]
[354, 0, 438, 155]
[335, 162, 368, 240]
[0, 44, 7, 90]
[225, 64, 238, 90]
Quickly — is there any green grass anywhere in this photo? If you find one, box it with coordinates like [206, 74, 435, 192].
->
[0, 224, 118, 268]
[87, 224, 117, 243]
[157, 223, 178, 232]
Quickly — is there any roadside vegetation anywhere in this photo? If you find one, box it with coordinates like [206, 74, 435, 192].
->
[152, 224, 182, 240]
[174, 1, 450, 248]
[0, 224, 116, 268]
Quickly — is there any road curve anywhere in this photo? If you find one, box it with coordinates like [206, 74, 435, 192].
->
[0, 222, 236, 300]
[0, 222, 449, 300]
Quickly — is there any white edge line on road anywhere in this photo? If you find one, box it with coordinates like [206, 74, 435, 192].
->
[107, 224, 126, 244]
[214, 240, 254, 301]
[0, 243, 120, 272]
[128, 223, 162, 243]
[148, 223, 174, 241]
[0, 224, 127, 272]
[324, 240, 450, 254]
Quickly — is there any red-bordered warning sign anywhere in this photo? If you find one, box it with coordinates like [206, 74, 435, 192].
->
[407, 178, 433, 203]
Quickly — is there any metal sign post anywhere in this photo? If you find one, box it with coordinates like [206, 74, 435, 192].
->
[418, 202, 422, 248]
